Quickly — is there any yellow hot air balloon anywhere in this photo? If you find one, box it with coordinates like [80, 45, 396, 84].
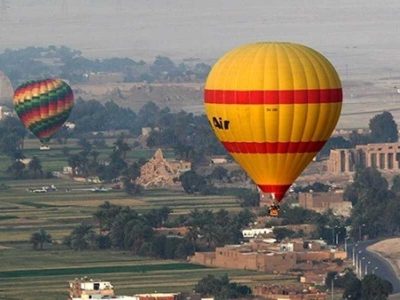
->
[204, 42, 342, 215]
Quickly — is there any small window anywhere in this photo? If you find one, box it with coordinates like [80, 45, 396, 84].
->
[94, 283, 100, 290]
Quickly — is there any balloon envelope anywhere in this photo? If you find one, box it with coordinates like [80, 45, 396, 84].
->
[204, 42, 342, 201]
[13, 79, 74, 143]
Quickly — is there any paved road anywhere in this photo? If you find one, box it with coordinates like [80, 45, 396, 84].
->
[347, 240, 400, 294]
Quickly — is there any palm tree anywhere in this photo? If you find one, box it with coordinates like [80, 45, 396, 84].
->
[113, 137, 131, 160]
[28, 156, 43, 178]
[186, 226, 200, 251]
[30, 229, 52, 250]
[202, 224, 219, 249]
[7, 160, 25, 179]
[69, 223, 97, 250]
[68, 154, 80, 176]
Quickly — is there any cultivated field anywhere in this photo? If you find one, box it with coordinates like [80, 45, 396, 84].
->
[0, 138, 274, 299]
[0, 245, 296, 300]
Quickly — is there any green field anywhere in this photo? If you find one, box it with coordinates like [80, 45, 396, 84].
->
[0, 138, 279, 299]
[0, 246, 296, 300]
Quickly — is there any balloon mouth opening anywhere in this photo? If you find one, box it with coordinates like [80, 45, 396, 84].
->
[40, 139, 50, 144]
[258, 184, 291, 202]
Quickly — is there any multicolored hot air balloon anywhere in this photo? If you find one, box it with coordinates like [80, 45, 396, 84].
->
[204, 42, 342, 214]
[13, 79, 74, 146]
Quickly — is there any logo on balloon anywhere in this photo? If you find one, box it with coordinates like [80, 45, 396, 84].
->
[211, 117, 230, 130]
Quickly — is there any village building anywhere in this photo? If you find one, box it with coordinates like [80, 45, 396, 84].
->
[210, 156, 228, 165]
[69, 278, 115, 300]
[327, 142, 400, 174]
[242, 228, 274, 239]
[69, 278, 181, 300]
[253, 284, 327, 300]
[298, 190, 352, 217]
[154, 226, 189, 236]
[136, 148, 191, 188]
[300, 271, 327, 286]
[190, 239, 346, 274]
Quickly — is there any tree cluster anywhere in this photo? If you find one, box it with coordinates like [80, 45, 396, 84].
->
[186, 208, 255, 251]
[278, 205, 347, 245]
[67, 100, 225, 165]
[344, 167, 400, 239]
[194, 274, 252, 300]
[0, 116, 26, 160]
[64, 204, 193, 259]
[179, 168, 256, 206]
[67, 137, 143, 193]
[143, 103, 225, 164]
[318, 111, 398, 159]
[64, 202, 255, 258]
[292, 182, 331, 193]
[7, 156, 45, 179]
[326, 269, 393, 300]
[0, 46, 211, 85]
[30, 229, 52, 250]
[68, 99, 138, 134]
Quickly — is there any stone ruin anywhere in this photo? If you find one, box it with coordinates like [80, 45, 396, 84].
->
[136, 148, 191, 188]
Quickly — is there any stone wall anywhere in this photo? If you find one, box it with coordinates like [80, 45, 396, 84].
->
[327, 142, 400, 174]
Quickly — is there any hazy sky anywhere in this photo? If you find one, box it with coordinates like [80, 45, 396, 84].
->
[0, 0, 399, 78]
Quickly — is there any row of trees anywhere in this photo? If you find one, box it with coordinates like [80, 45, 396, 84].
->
[319, 111, 398, 158]
[67, 100, 225, 165]
[0, 116, 26, 160]
[63, 205, 193, 259]
[195, 274, 252, 299]
[344, 167, 400, 239]
[67, 136, 143, 190]
[63, 202, 255, 258]
[179, 166, 250, 197]
[326, 269, 393, 299]
[276, 205, 348, 245]
[0, 46, 211, 85]
[7, 156, 45, 179]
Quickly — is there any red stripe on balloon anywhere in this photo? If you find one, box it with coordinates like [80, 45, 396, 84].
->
[204, 88, 342, 104]
[222, 141, 326, 154]
[258, 184, 291, 201]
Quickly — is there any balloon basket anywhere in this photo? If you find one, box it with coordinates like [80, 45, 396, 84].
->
[40, 144, 51, 151]
[268, 203, 280, 218]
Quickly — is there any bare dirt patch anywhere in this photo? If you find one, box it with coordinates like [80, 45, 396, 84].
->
[368, 238, 400, 276]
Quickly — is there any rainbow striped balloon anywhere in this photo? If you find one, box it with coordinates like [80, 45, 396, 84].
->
[13, 79, 74, 143]
[204, 42, 342, 201]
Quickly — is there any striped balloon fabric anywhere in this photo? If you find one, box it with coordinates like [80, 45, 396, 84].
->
[13, 79, 74, 143]
[204, 42, 342, 201]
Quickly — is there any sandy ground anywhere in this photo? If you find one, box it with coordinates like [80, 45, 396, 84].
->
[368, 238, 400, 277]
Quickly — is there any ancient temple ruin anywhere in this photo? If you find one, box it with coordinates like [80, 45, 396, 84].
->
[327, 142, 400, 174]
[136, 148, 191, 188]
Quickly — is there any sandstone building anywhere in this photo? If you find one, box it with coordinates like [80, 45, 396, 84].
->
[190, 239, 346, 274]
[298, 191, 352, 217]
[253, 284, 327, 300]
[136, 148, 191, 188]
[327, 142, 400, 174]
